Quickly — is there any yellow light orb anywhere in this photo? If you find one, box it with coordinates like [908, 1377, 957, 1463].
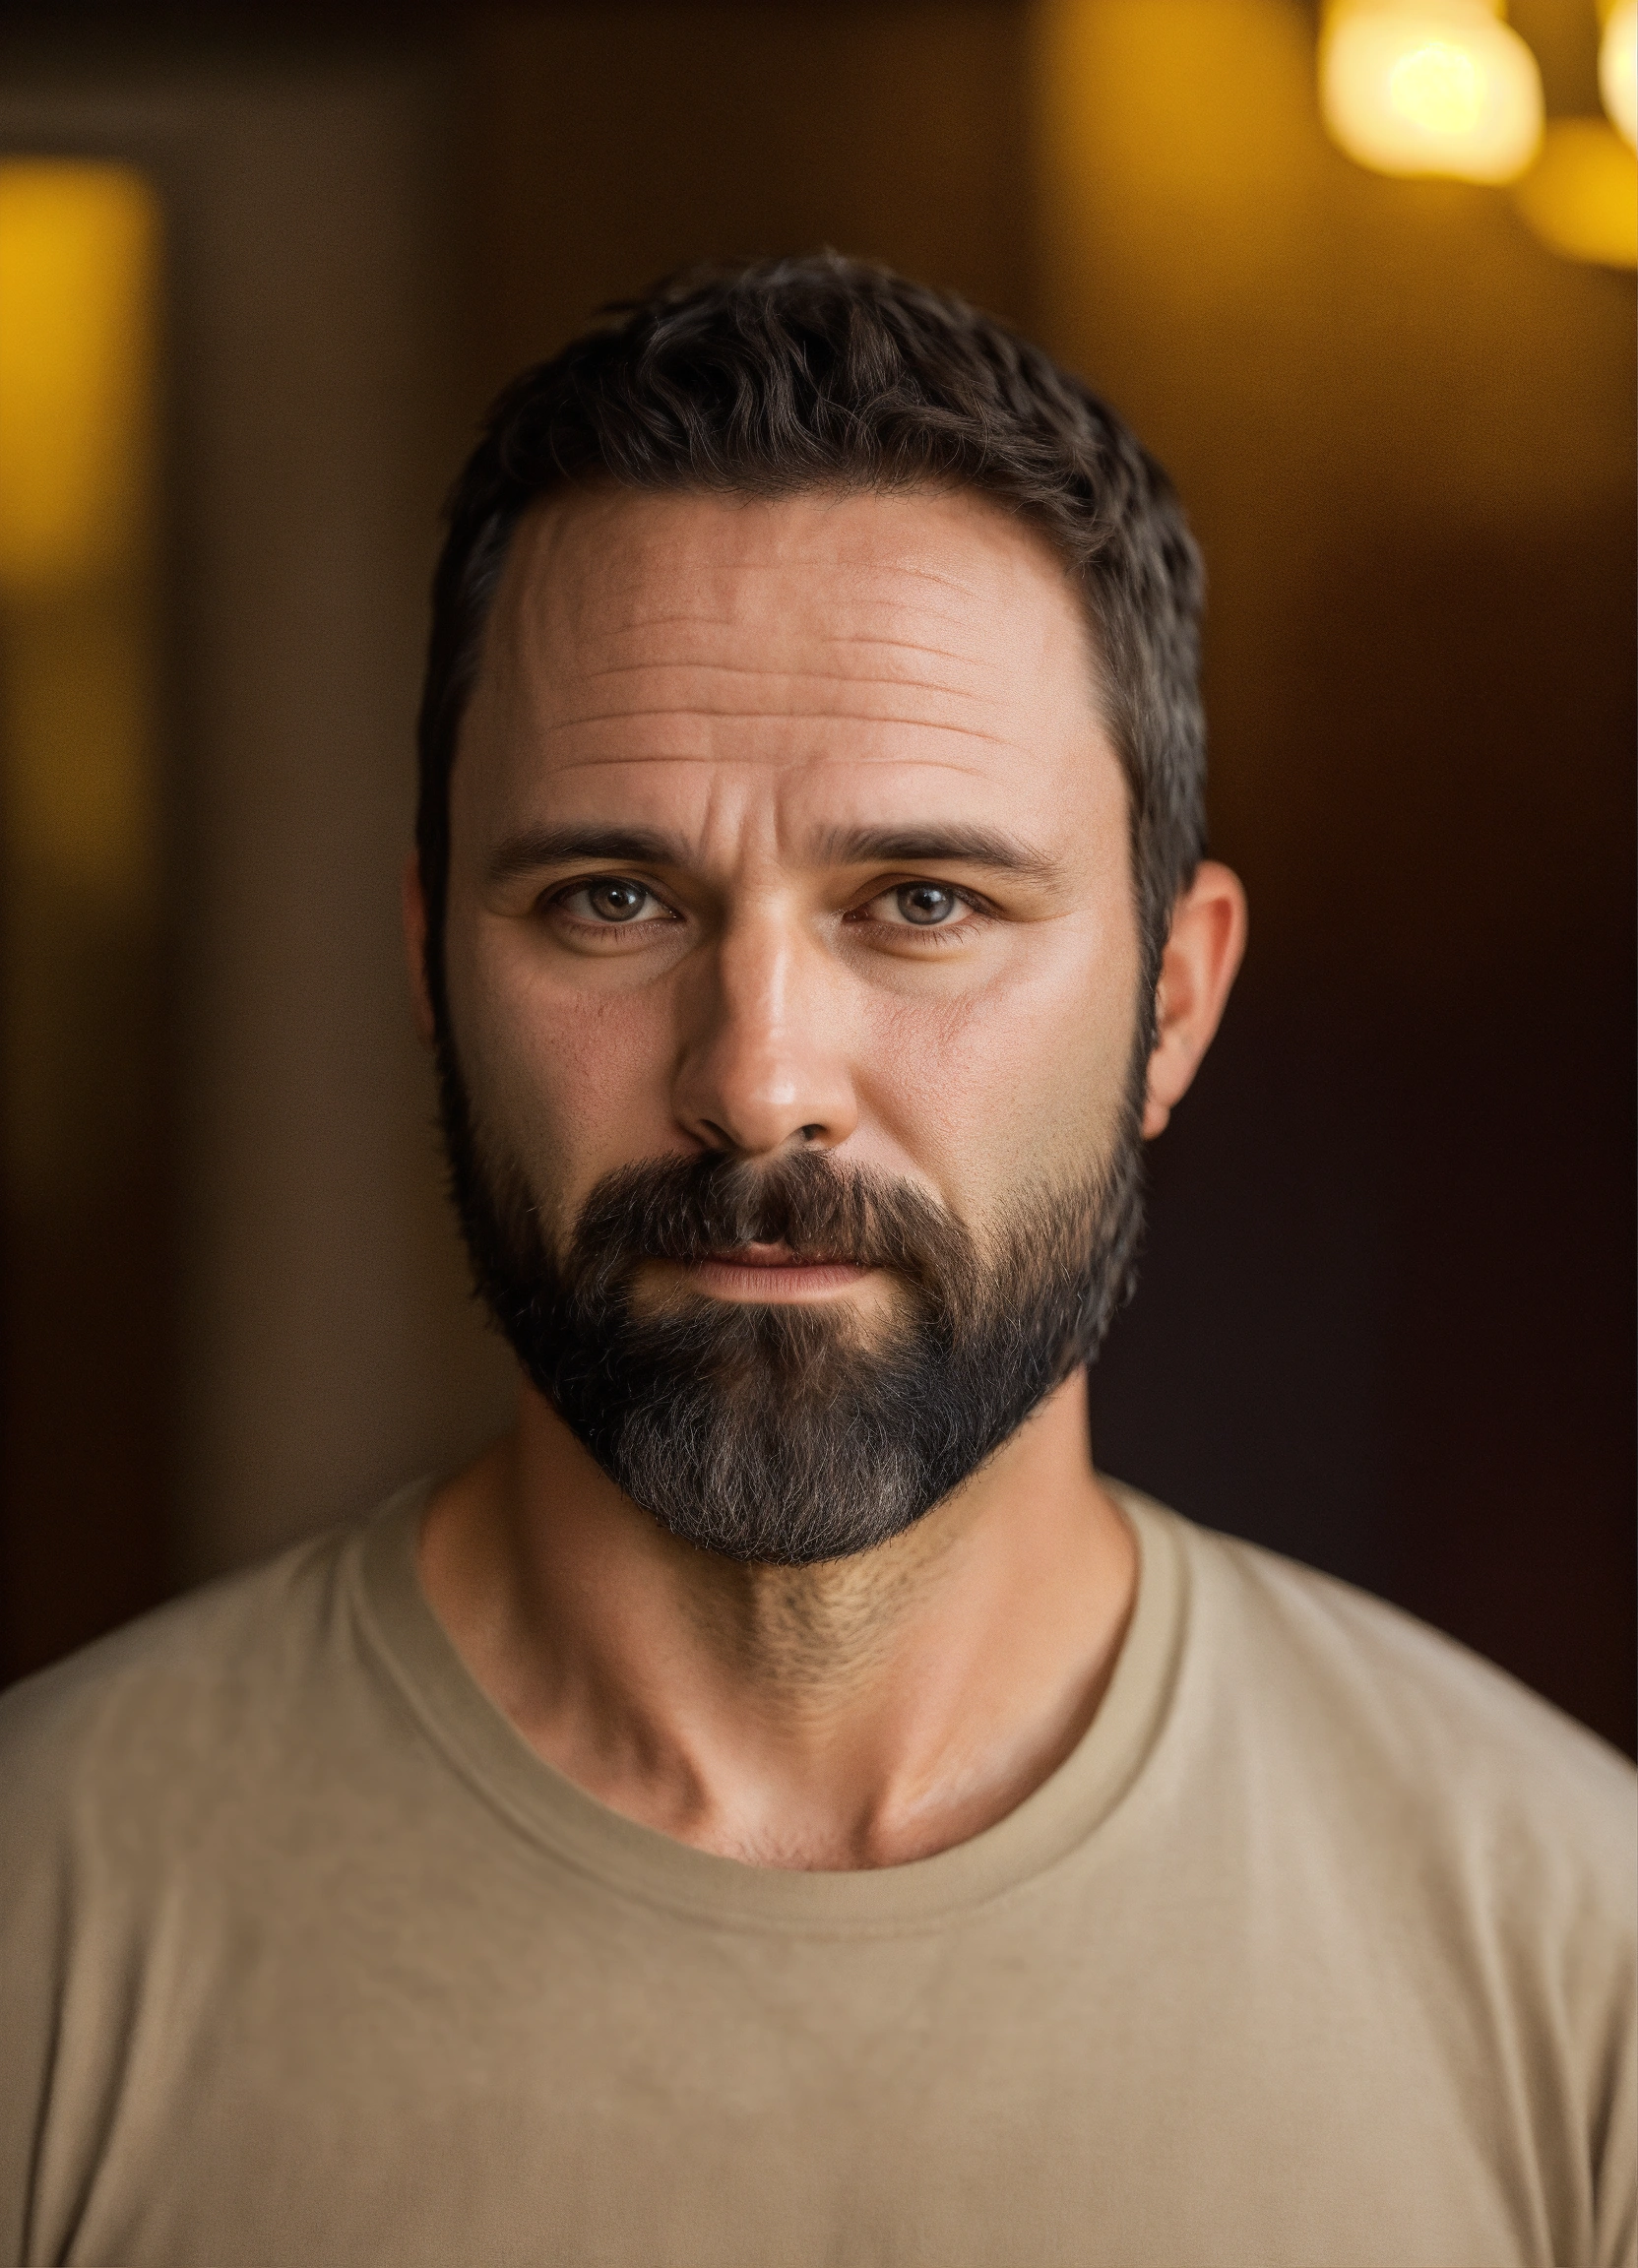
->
[1513, 116, 1638, 265]
[0, 161, 158, 595]
[1321, 2, 1545, 183]
[1390, 38, 1484, 136]
[1600, 0, 1637, 148]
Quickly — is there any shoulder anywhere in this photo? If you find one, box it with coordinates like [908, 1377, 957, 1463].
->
[1114, 1494, 1636, 2255]
[1123, 1487, 1635, 1913]
[0, 1508, 392, 1846]
[1205, 1507, 1628, 1792]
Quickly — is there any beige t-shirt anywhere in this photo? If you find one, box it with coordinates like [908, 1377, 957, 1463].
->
[1, 1481, 1632, 2268]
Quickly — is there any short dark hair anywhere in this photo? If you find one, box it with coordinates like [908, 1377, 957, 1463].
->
[415, 254, 1206, 1013]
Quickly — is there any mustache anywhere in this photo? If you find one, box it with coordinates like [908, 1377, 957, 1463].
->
[563, 1150, 978, 1295]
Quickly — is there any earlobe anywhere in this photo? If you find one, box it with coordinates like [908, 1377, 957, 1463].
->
[1140, 860, 1248, 1140]
[402, 851, 437, 1046]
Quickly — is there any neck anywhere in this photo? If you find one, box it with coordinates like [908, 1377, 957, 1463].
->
[418, 1373, 1136, 1870]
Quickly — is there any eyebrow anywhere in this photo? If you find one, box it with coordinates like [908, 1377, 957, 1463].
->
[485, 823, 686, 886]
[485, 818, 1064, 888]
[813, 824, 1063, 883]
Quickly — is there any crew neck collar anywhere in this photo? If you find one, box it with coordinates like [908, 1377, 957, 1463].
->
[350, 1475, 1189, 1934]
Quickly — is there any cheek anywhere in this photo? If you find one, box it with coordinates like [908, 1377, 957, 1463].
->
[860, 914, 1140, 1202]
[446, 914, 682, 1208]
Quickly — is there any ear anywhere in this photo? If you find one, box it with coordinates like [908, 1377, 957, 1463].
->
[1142, 860, 1247, 1138]
[402, 850, 437, 1046]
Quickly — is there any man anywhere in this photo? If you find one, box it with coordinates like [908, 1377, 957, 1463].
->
[1, 256, 1631, 2267]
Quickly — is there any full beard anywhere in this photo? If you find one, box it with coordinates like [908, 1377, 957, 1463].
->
[437, 1042, 1148, 1567]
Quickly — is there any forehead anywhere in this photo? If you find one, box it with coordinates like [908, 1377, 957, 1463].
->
[456, 483, 1124, 854]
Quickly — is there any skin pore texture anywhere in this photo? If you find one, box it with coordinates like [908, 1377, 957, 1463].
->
[410, 484, 1245, 1871]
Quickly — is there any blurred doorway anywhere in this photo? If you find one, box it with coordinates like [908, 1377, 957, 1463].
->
[0, 158, 167, 1677]
[0, 52, 513, 1682]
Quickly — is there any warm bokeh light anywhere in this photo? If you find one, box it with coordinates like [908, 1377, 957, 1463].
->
[1513, 115, 1638, 264]
[0, 158, 161, 1217]
[1600, 0, 1637, 146]
[1320, 1, 1544, 182]
[0, 162, 158, 594]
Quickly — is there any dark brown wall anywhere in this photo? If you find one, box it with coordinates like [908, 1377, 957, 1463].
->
[460, 2, 1036, 391]
[1035, 0, 1635, 1747]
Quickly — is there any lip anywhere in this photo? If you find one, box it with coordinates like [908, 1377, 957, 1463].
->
[680, 1242, 872, 1303]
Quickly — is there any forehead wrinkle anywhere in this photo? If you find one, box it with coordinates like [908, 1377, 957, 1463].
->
[541, 750, 998, 782]
[506, 488, 1084, 672]
[565, 581, 980, 648]
[573, 661, 987, 701]
[821, 635, 983, 663]
[590, 611, 742, 635]
[485, 494, 1105, 806]
[581, 554, 986, 597]
[575, 561, 984, 611]
[573, 604, 978, 656]
[539, 708, 1017, 748]
[560, 634, 1001, 709]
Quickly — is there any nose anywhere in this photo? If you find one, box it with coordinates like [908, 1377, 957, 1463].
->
[671, 909, 858, 1158]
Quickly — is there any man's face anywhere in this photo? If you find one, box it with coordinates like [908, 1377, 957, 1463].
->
[436, 484, 1151, 1559]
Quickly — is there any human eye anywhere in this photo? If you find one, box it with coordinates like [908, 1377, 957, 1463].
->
[849, 880, 987, 937]
[548, 875, 681, 931]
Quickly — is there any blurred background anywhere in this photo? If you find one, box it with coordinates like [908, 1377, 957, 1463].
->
[1, 0, 1631, 1751]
